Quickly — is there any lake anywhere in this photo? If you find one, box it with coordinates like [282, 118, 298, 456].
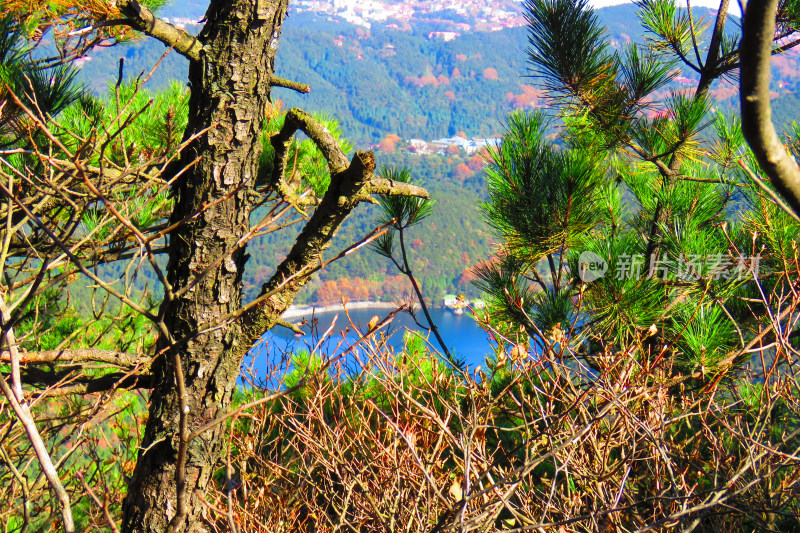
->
[245, 306, 495, 378]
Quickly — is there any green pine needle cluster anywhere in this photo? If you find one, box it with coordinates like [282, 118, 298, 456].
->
[475, 0, 800, 380]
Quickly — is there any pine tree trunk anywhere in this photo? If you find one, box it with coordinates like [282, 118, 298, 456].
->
[121, 1, 287, 531]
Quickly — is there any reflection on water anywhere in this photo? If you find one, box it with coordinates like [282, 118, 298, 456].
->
[245, 306, 494, 378]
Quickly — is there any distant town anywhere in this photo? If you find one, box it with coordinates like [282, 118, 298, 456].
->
[292, 0, 526, 30]
[402, 135, 501, 155]
[165, 0, 526, 32]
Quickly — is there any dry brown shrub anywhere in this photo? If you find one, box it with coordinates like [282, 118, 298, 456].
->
[202, 312, 800, 533]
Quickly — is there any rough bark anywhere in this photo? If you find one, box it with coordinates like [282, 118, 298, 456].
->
[120, 1, 288, 531]
[241, 150, 378, 345]
[109, 1, 430, 530]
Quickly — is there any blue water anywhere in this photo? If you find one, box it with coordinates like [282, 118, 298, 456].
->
[244, 306, 495, 378]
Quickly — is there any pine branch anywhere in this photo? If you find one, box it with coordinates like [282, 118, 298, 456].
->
[270, 75, 311, 93]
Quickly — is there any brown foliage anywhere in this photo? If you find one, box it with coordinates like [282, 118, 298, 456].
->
[506, 85, 545, 109]
[453, 163, 473, 182]
[467, 153, 487, 171]
[482, 67, 499, 81]
[200, 310, 800, 532]
[378, 133, 402, 152]
[405, 71, 440, 88]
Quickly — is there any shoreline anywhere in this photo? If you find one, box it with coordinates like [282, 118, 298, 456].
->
[281, 301, 401, 319]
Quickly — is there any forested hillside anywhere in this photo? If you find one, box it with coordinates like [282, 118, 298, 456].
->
[71, 3, 800, 305]
[77, 14, 533, 145]
[75, 5, 795, 147]
[243, 149, 492, 305]
[6, 1, 800, 531]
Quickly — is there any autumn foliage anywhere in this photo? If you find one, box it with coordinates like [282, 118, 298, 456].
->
[377, 133, 402, 152]
[482, 67, 499, 80]
[504, 85, 545, 109]
[452, 163, 471, 182]
[312, 275, 409, 304]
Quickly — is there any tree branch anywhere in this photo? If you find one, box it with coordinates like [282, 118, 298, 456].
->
[364, 178, 430, 199]
[239, 109, 430, 349]
[738, 160, 800, 223]
[0, 376, 75, 532]
[274, 318, 304, 335]
[116, 0, 203, 62]
[694, 0, 730, 95]
[15, 369, 152, 394]
[270, 75, 311, 93]
[271, 108, 350, 186]
[240, 151, 375, 344]
[740, 0, 800, 216]
[270, 109, 429, 201]
[1, 349, 148, 368]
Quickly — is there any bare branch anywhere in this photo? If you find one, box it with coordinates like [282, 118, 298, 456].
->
[740, 0, 800, 216]
[271, 108, 350, 186]
[1, 349, 147, 367]
[738, 159, 800, 223]
[274, 318, 304, 335]
[16, 368, 152, 392]
[270, 75, 311, 93]
[0, 373, 75, 532]
[77, 472, 121, 533]
[694, 0, 730, 95]
[364, 177, 430, 199]
[116, 0, 202, 62]
[188, 381, 307, 442]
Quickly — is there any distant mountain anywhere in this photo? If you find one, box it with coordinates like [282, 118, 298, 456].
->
[70, 3, 800, 305]
[76, 4, 777, 148]
[77, 15, 534, 146]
